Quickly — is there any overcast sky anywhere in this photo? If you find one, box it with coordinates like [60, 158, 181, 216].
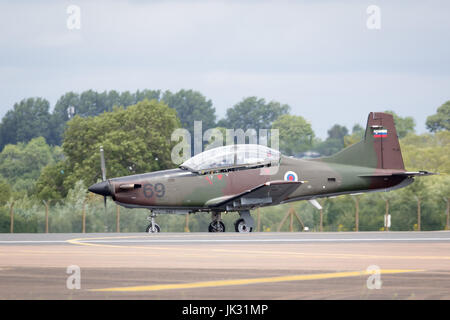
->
[0, 0, 449, 138]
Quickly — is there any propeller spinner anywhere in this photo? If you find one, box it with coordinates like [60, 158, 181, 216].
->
[88, 146, 111, 211]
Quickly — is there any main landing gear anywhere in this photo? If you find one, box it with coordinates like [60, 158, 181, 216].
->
[209, 212, 225, 232]
[146, 211, 160, 233]
[234, 210, 254, 233]
[208, 210, 254, 233]
[146, 210, 255, 233]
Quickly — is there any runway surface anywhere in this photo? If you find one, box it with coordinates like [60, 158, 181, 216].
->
[1, 231, 450, 299]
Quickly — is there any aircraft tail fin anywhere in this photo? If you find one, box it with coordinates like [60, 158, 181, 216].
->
[322, 112, 405, 170]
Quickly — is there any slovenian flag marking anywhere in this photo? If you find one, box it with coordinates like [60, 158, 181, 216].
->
[373, 129, 387, 138]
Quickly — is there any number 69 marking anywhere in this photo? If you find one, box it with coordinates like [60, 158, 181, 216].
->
[143, 183, 165, 198]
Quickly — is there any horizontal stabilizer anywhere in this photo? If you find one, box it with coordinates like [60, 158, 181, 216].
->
[359, 171, 438, 178]
[397, 171, 438, 177]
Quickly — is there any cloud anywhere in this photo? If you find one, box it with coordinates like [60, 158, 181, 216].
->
[0, 0, 449, 138]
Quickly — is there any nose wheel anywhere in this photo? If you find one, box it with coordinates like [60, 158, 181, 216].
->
[146, 211, 160, 233]
[146, 223, 160, 233]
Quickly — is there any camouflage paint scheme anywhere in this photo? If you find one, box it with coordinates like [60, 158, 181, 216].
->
[89, 112, 433, 223]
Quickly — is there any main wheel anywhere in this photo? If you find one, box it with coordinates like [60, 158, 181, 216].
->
[208, 221, 225, 232]
[235, 218, 253, 233]
[146, 223, 161, 233]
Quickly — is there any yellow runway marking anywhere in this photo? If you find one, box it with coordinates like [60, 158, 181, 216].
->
[66, 236, 186, 250]
[91, 269, 424, 292]
[66, 236, 450, 261]
[66, 236, 209, 251]
[66, 236, 150, 248]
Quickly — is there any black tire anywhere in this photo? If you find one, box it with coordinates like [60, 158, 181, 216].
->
[235, 218, 253, 233]
[208, 221, 225, 232]
[146, 223, 161, 233]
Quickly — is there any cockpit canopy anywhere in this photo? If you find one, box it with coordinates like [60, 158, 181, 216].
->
[181, 144, 281, 173]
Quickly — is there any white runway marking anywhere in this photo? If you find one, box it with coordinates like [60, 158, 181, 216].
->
[2, 238, 450, 244]
[73, 238, 450, 243]
[0, 232, 449, 245]
[0, 241, 68, 244]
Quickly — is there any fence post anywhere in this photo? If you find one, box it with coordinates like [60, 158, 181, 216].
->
[82, 198, 86, 233]
[444, 197, 449, 231]
[277, 209, 291, 232]
[116, 205, 120, 233]
[292, 208, 305, 230]
[319, 208, 323, 232]
[418, 197, 421, 231]
[43, 200, 49, 233]
[414, 196, 421, 231]
[352, 196, 359, 232]
[9, 201, 15, 233]
[278, 207, 305, 232]
[385, 198, 390, 231]
[289, 208, 294, 232]
[319, 199, 326, 232]
[184, 214, 190, 232]
[257, 208, 261, 232]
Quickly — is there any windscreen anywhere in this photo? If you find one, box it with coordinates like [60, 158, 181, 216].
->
[181, 144, 280, 172]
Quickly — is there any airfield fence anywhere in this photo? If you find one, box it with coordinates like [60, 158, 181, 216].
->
[2, 194, 449, 233]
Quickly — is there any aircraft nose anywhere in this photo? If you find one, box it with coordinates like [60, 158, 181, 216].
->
[88, 181, 112, 196]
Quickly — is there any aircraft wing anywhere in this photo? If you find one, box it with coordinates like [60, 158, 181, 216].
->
[205, 180, 303, 210]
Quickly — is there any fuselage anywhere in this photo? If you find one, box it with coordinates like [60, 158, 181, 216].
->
[107, 155, 409, 212]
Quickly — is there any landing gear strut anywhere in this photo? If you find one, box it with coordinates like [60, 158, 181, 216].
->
[234, 210, 254, 233]
[209, 212, 225, 232]
[146, 211, 160, 233]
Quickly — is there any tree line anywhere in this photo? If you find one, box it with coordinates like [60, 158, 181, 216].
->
[0, 89, 448, 232]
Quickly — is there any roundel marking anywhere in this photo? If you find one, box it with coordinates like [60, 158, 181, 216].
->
[284, 171, 298, 182]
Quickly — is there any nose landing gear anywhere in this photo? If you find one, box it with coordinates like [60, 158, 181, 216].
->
[146, 212, 160, 233]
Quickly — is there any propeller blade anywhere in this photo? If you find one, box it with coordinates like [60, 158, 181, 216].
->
[100, 146, 106, 181]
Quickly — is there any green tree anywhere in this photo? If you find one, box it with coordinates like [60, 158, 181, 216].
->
[49, 92, 80, 145]
[401, 131, 450, 174]
[0, 137, 61, 194]
[0, 98, 52, 150]
[51, 89, 163, 145]
[313, 124, 348, 156]
[162, 89, 216, 133]
[35, 161, 68, 200]
[62, 99, 181, 189]
[426, 101, 450, 132]
[327, 124, 348, 140]
[219, 97, 290, 131]
[344, 124, 365, 147]
[272, 114, 314, 155]
[385, 110, 415, 138]
[0, 176, 12, 206]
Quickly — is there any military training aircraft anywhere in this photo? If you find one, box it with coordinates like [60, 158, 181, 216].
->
[88, 112, 435, 233]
